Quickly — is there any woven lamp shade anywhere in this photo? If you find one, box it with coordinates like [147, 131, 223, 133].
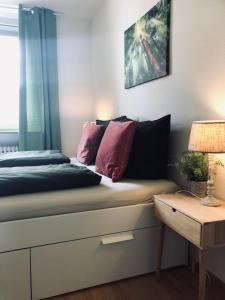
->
[188, 121, 225, 153]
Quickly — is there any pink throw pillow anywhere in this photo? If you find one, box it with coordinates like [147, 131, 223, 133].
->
[77, 123, 104, 165]
[95, 121, 137, 182]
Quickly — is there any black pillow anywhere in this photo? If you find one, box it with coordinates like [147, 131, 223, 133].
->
[96, 116, 130, 127]
[125, 115, 171, 179]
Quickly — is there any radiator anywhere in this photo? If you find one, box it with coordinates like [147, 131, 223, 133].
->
[0, 145, 18, 153]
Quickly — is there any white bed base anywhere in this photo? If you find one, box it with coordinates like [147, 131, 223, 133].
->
[0, 202, 187, 300]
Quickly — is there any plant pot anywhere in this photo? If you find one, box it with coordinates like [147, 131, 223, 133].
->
[189, 180, 207, 197]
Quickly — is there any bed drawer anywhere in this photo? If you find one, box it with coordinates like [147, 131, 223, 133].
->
[0, 250, 30, 300]
[0, 203, 157, 253]
[154, 199, 201, 247]
[31, 228, 155, 299]
[31, 227, 187, 300]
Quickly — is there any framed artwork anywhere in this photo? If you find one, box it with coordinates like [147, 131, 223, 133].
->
[124, 0, 171, 89]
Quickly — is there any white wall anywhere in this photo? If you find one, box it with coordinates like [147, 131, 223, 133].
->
[57, 17, 93, 157]
[92, 0, 225, 282]
[91, 0, 225, 168]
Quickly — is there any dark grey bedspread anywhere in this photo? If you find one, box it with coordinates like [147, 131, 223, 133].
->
[0, 150, 70, 167]
[0, 164, 101, 196]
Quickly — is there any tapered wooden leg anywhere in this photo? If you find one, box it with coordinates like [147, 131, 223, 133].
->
[156, 223, 165, 280]
[191, 244, 196, 274]
[198, 249, 207, 300]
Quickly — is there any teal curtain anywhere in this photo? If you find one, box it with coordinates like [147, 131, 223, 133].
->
[19, 5, 61, 150]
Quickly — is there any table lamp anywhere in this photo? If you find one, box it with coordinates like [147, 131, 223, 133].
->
[188, 120, 225, 206]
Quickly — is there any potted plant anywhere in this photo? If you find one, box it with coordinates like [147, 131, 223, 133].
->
[177, 152, 208, 197]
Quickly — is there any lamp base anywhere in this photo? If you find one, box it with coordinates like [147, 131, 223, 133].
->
[200, 196, 220, 207]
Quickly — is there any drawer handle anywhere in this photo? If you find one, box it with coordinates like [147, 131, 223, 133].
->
[172, 208, 176, 212]
[101, 233, 134, 245]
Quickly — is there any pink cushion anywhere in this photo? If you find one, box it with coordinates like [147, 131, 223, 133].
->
[77, 123, 104, 165]
[95, 121, 137, 182]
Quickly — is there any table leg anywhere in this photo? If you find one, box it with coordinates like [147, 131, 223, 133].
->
[191, 244, 196, 274]
[156, 223, 165, 279]
[198, 249, 207, 300]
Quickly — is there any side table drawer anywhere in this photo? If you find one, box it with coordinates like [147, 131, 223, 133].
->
[154, 199, 201, 247]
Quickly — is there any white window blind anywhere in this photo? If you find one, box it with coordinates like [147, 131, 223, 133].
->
[0, 33, 19, 130]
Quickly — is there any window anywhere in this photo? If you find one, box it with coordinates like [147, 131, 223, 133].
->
[0, 33, 19, 130]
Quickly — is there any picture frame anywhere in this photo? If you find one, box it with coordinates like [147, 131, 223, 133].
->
[124, 0, 171, 89]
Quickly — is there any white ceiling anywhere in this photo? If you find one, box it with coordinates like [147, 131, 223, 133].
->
[0, 0, 104, 19]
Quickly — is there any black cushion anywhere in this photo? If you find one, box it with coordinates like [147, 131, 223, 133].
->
[96, 116, 130, 128]
[125, 115, 171, 179]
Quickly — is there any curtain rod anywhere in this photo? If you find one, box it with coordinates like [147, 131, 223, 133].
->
[0, 4, 63, 16]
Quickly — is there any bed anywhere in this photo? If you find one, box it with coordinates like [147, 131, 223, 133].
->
[0, 159, 187, 300]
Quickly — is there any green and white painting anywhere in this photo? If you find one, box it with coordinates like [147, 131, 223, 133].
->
[124, 0, 171, 89]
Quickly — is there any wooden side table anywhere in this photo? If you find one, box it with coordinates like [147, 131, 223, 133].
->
[154, 193, 225, 300]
